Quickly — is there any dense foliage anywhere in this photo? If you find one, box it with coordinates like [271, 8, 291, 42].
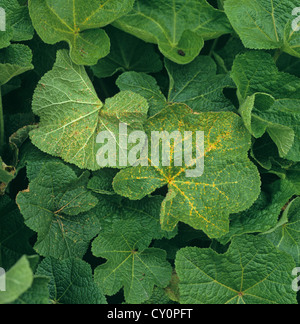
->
[0, 0, 300, 305]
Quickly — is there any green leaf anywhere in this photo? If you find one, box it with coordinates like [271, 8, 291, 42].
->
[231, 51, 300, 101]
[94, 194, 177, 240]
[114, 0, 231, 64]
[0, 44, 34, 86]
[240, 93, 300, 161]
[0, 157, 15, 193]
[0, 195, 34, 270]
[88, 169, 119, 195]
[263, 197, 300, 266]
[30, 49, 149, 171]
[92, 218, 172, 304]
[0, 256, 34, 304]
[116, 71, 167, 117]
[224, 0, 300, 59]
[218, 179, 297, 244]
[37, 257, 107, 304]
[19, 141, 82, 182]
[19, 142, 75, 182]
[214, 37, 246, 73]
[165, 56, 236, 112]
[88, 159, 177, 240]
[153, 223, 209, 261]
[176, 235, 297, 304]
[16, 162, 100, 259]
[12, 276, 50, 305]
[0, 0, 34, 49]
[28, 0, 135, 66]
[113, 104, 261, 238]
[91, 26, 162, 78]
[142, 286, 175, 304]
[117, 56, 236, 116]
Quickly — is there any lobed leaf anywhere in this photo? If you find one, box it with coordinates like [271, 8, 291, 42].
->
[0, 0, 34, 49]
[0, 44, 33, 86]
[114, 0, 231, 64]
[28, 0, 135, 65]
[30, 50, 149, 171]
[224, 0, 300, 59]
[176, 235, 297, 304]
[91, 26, 163, 78]
[0, 256, 34, 304]
[16, 162, 100, 259]
[92, 218, 172, 304]
[37, 257, 107, 304]
[113, 104, 261, 238]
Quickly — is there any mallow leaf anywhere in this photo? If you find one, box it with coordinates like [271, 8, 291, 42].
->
[0, 0, 34, 49]
[12, 276, 50, 305]
[16, 162, 100, 259]
[263, 197, 300, 266]
[218, 179, 297, 244]
[28, 0, 135, 65]
[0, 195, 34, 270]
[117, 56, 236, 117]
[37, 257, 107, 304]
[165, 57, 236, 113]
[113, 104, 261, 238]
[116, 71, 167, 117]
[224, 0, 300, 59]
[30, 50, 149, 171]
[94, 194, 177, 240]
[0, 256, 34, 304]
[239, 94, 300, 162]
[92, 218, 172, 304]
[175, 235, 297, 304]
[231, 51, 300, 101]
[89, 170, 177, 239]
[91, 26, 162, 78]
[113, 0, 231, 64]
[88, 169, 119, 195]
[0, 44, 33, 86]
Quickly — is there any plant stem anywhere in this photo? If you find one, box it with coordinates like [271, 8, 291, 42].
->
[209, 38, 218, 57]
[0, 87, 4, 148]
